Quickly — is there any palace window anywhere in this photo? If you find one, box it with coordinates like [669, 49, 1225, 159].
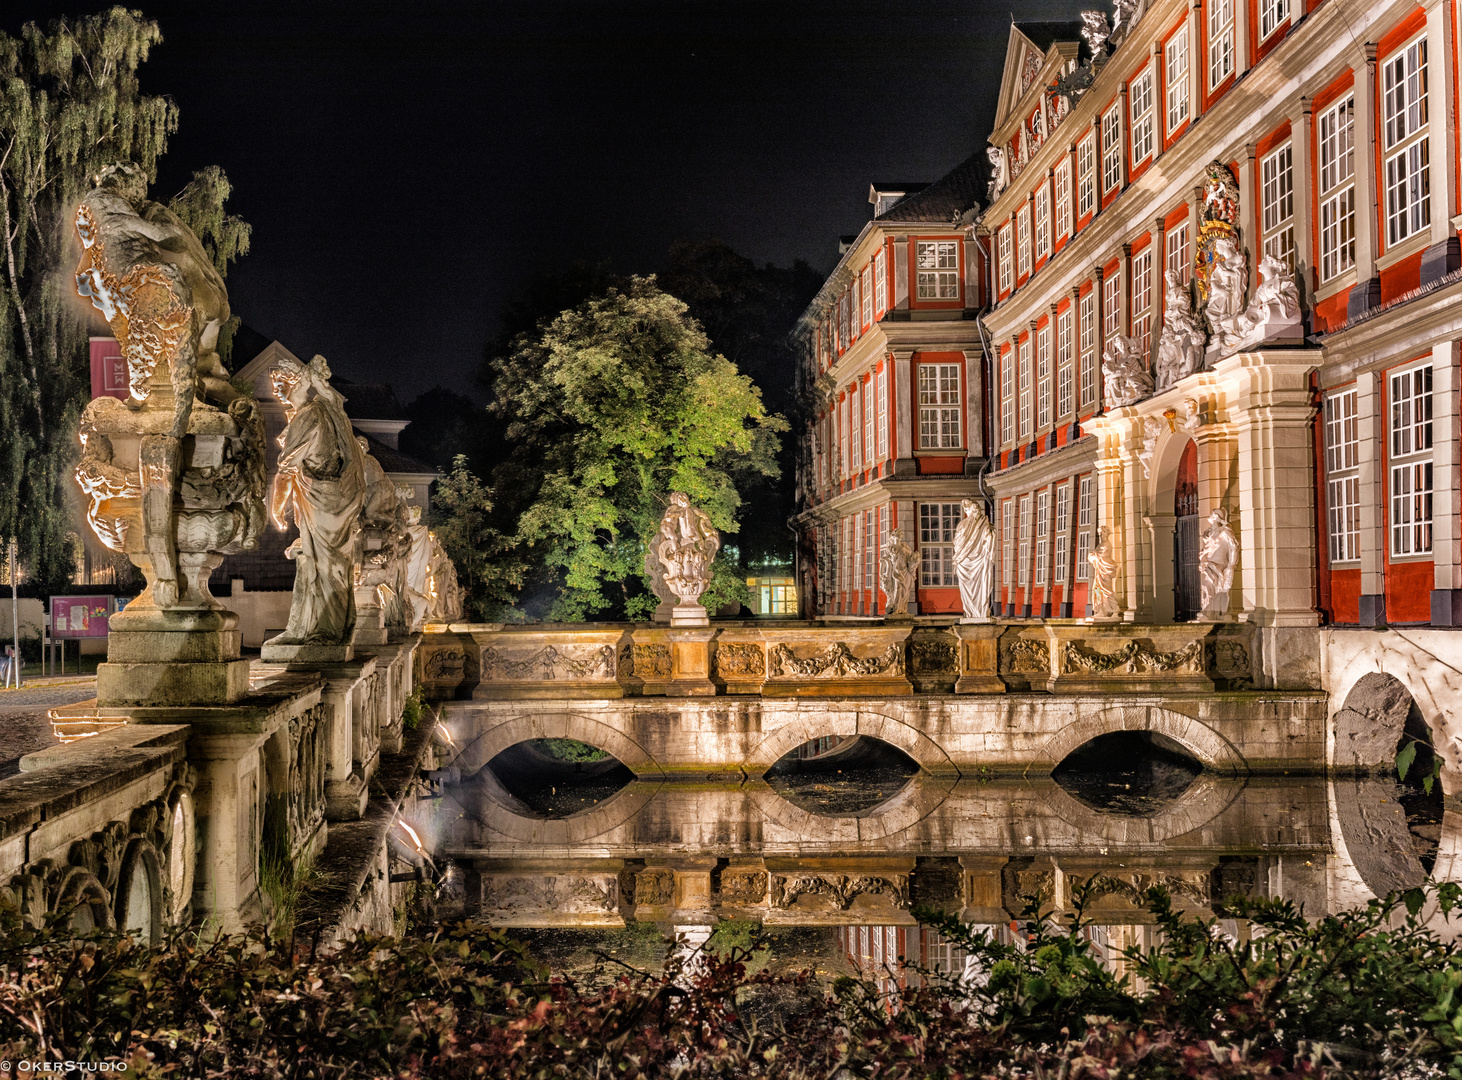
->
[1259, 0, 1289, 41]
[1129, 66, 1155, 165]
[916, 240, 960, 299]
[1324, 388, 1360, 563]
[1054, 482, 1071, 584]
[874, 250, 886, 315]
[1034, 489, 1050, 586]
[1016, 205, 1032, 278]
[850, 276, 860, 342]
[863, 376, 875, 466]
[1077, 134, 1096, 217]
[1079, 292, 1097, 407]
[1166, 221, 1191, 283]
[1002, 347, 1015, 445]
[853, 514, 863, 596]
[849, 383, 862, 473]
[1055, 160, 1072, 239]
[918, 363, 961, 449]
[1103, 273, 1121, 346]
[838, 397, 849, 478]
[1018, 339, 1032, 439]
[879, 508, 889, 582]
[1390, 363, 1433, 556]
[1076, 476, 1094, 580]
[1001, 499, 1013, 593]
[1166, 27, 1190, 133]
[863, 509, 875, 590]
[1057, 307, 1074, 418]
[1102, 105, 1122, 192]
[1037, 325, 1052, 430]
[1018, 496, 1032, 587]
[919, 503, 959, 587]
[1261, 143, 1295, 269]
[1383, 37, 1430, 246]
[1319, 96, 1356, 281]
[1131, 249, 1152, 354]
[1034, 185, 1050, 260]
[1208, 0, 1235, 89]
[876, 367, 889, 459]
[999, 226, 1014, 293]
[843, 517, 853, 599]
[861, 266, 873, 327]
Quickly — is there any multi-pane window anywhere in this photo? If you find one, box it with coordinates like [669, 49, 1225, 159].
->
[1077, 134, 1096, 217]
[1324, 389, 1360, 563]
[1390, 364, 1433, 556]
[1383, 37, 1430, 246]
[1034, 185, 1050, 260]
[1319, 96, 1356, 281]
[1001, 347, 1015, 445]
[1129, 67, 1155, 165]
[1054, 482, 1071, 584]
[863, 376, 875, 466]
[853, 514, 863, 596]
[1208, 0, 1235, 89]
[850, 277, 860, 341]
[999, 226, 1014, 292]
[1166, 222, 1191, 283]
[879, 510, 889, 585]
[1017, 496, 1032, 587]
[1001, 500, 1013, 593]
[1034, 490, 1050, 586]
[1103, 274, 1122, 346]
[861, 267, 873, 327]
[1016, 205, 1032, 278]
[843, 517, 853, 600]
[849, 383, 862, 473]
[916, 240, 960, 299]
[1101, 106, 1122, 192]
[874, 250, 886, 316]
[1261, 144, 1295, 269]
[918, 363, 962, 449]
[1166, 28, 1190, 133]
[1131, 250, 1152, 354]
[1057, 308, 1074, 418]
[839, 397, 849, 479]
[919, 503, 959, 587]
[863, 509, 874, 590]
[1260, 0, 1289, 41]
[876, 367, 889, 459]
[1037, 325, 1052, 429]
[1018, 339, 1032, 439]
[1075, 476, 1094, 580]
[1055, 161, 1072, 239]
[1079, 292, 1097, 407]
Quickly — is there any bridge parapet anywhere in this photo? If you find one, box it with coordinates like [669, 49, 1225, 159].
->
[416, 620, 1263, 700]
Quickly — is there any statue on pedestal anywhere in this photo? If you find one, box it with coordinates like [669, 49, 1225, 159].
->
[262, 355, 366, 659]
[1205, 236, 1249, 350]
[1088, 525, 1121, 619]
[953, 500, 995, 622]
[653, 492, 719, 626]
[879, 529, 919, 617]
[1155, 271, 1206, 387]
[352, 438, 412, 643]
[1199, 508, 1239, 618]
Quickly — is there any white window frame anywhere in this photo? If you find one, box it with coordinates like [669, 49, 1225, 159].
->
[1016, 205, 1032, 278]
[1261, 143, 1296, 268]
[1131, 249, 1152, 354]
[1001, 499, 1013, 594]
[1259, 0, 1290, 43]
[1057, 307, 1074, 418]
[999, 226, 1014, 292]
[1165, 27, 1190, 134]
[1001, 347, 1015, 445]
[1017, 495, 1032, 587]
[919, 503, 959, 587]
[916, 240, 960, 300]
[1075, 476, 1094, 580]
[850, 276, 860, 342]
[1079, 292, 1096, 408]
[863, 509, 874, 590]
[1034, 184, 1051, 260]
[1101, 105, 1123, 193]
[1103, 273, 1122, 347]
[1037, 325, 1052, 430]
[918, 363, 962, 449]
[1208, 0, 1235, 90]
[1324, 388, 1361, 563]
[1383, 36, 1430, 248]
[849, 383, 862, 473]
[1129, 66, 1155, 166]
[863, 376, 875, 467]
[839, 397, 849, 479]
[874, 250, 887, 316]
[861, 266, 873, 328]
[876, 367, 889, 459]
[1034, 489, 1050, 586]
[1055, 160, 1072, 239]
[1077, 134, 1096, 217]
[1018, 338, 1032, 439]
[1389, 363, 1434, 557]
[853, 513, 863, 595]
[1319, 95, 1356, 282]
[1054, 482, 1071, 584]
[1166, 221, 1191, 283]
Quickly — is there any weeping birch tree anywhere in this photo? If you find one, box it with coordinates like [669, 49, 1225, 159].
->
[0, 8, 250, 591]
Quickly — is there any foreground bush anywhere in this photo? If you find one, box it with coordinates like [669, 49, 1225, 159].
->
[2, 885, 1461, 1078]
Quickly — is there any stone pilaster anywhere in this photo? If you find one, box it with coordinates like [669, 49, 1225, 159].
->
[1432, 341, 1462, 623]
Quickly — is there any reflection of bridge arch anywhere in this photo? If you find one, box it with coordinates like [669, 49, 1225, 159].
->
[742, 708, 960, 777]
[450, 710, 666, 780]
[1032, 705, 1248, 776]
[1036, 772, 1247, 844]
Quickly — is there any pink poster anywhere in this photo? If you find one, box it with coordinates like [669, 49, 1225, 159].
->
[50, 596, 114, 638]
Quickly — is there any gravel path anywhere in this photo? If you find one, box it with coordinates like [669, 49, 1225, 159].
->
[0, 681, 98, 780]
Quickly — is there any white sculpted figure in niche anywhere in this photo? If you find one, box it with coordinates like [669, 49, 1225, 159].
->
[1100, 335, 1155, 407]
[879, 528, 920, 617]
[1155, 271, 1206, 387]
[1088, 525, 1121, 619]
[73, 164, 266, 612]
[263, 355, 367, 653]
[654, 492, 720, 622]
[1204, 236, 1249, 348]
[953, 499, 996, 622]
[1199, 508, 1239, 618]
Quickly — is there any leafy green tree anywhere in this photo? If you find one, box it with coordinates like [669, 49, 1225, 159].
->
[430, 455, 524, 621]
[489, 276, 784, 621]
[0, 8, 249, 593]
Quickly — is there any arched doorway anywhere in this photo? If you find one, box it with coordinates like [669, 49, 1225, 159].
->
[1173, 440, 1200, 620]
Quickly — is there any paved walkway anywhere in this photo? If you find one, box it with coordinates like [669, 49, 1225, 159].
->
[0, 678, 97, 780]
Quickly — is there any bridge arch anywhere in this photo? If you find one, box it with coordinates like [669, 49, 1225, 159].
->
[1033, 705, 1248, 776]
[449, 709, 666, 780]
[742, 708, 960, 777]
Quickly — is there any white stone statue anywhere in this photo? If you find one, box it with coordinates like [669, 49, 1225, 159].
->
[262, 354, 367, 658]
[1199, 508, 1239, 618]
[653, 492, 720, 625]
[987, 146, 1008, 198]
[404, 506, 433, 631]
[1079, 10, 1110, 55]
[643, 544, 676, 622]
[953, 499, 996, 622]
[353, 436, 412, 643]
[1205, 236, 1249, 349]
[427, 533, 463, 622]
[1111, 0, 1146, 41]
[1155, 271, 1206, 387]
[74, 427, 139, 553]
[1088, 525, 1121, 619]
[1101, 335, 1155, 407]
[1226, 254, 1302, 351]
[1138, 415, 1164, 480]
[879, 528, 920, 617]
[1181, 397, 1202, 432]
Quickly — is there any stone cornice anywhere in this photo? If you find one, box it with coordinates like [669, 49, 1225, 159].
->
[987, 437, 1098, 493]
[1318, 278, 1462, 387]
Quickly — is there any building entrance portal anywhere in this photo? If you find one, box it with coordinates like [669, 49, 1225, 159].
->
[1173, 441, 1200, 621]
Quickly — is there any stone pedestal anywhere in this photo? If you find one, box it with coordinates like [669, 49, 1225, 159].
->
[953, 623, 1005, 694]
[260, 640, 355, 665]
[98, 607, 250, 707]
[352, 581, 388, 646]
[670, 603, 709, 627]
[667, 629, 717, 697]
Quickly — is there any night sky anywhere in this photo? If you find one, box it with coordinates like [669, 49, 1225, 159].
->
[13, 0, 1089, 402]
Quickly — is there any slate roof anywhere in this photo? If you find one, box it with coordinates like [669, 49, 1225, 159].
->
[875, 152, 986, 222]
[331, 377, 406, 421]
[1014, 20, 1086, 52]
[356, 430, 438, 476]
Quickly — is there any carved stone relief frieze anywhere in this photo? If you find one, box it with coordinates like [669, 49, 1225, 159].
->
[619, 644, 672, 680]
[1061, 638, 1203, 675]
[768, 642, 903, 679]
[908, 640, 959, 677]
[714, 643, 766, 679]
[719, 868, 768, 904]
[480, 644, 615, 681]
[771, 873, 909, 910]
[1003, 637, 1050, 674]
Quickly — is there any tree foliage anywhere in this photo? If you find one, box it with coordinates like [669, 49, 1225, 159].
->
[487, 276, 785, 621]
[429, 454, 523, 621]
[0, 8, 249, 593]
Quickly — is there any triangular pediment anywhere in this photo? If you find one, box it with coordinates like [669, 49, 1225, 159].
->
[233, 339, 304, 401]
[994, 26, 1048, 132]
[991, 23, 1084, 140]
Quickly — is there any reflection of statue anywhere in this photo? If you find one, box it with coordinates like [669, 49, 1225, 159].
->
[879, 529, 919, 617]
[1155, 271, 1206, 387]
[1088, 525, 1121, 619]
[1101, 335, 1155, 407]
[1205, 237, 1248, 347]
[1199, 509, 1239, 618]
[654, 493, 720, 619]
[75, 428, 140, 552]
[263, 355, 366, 654]
[953, 500, 996, 622]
